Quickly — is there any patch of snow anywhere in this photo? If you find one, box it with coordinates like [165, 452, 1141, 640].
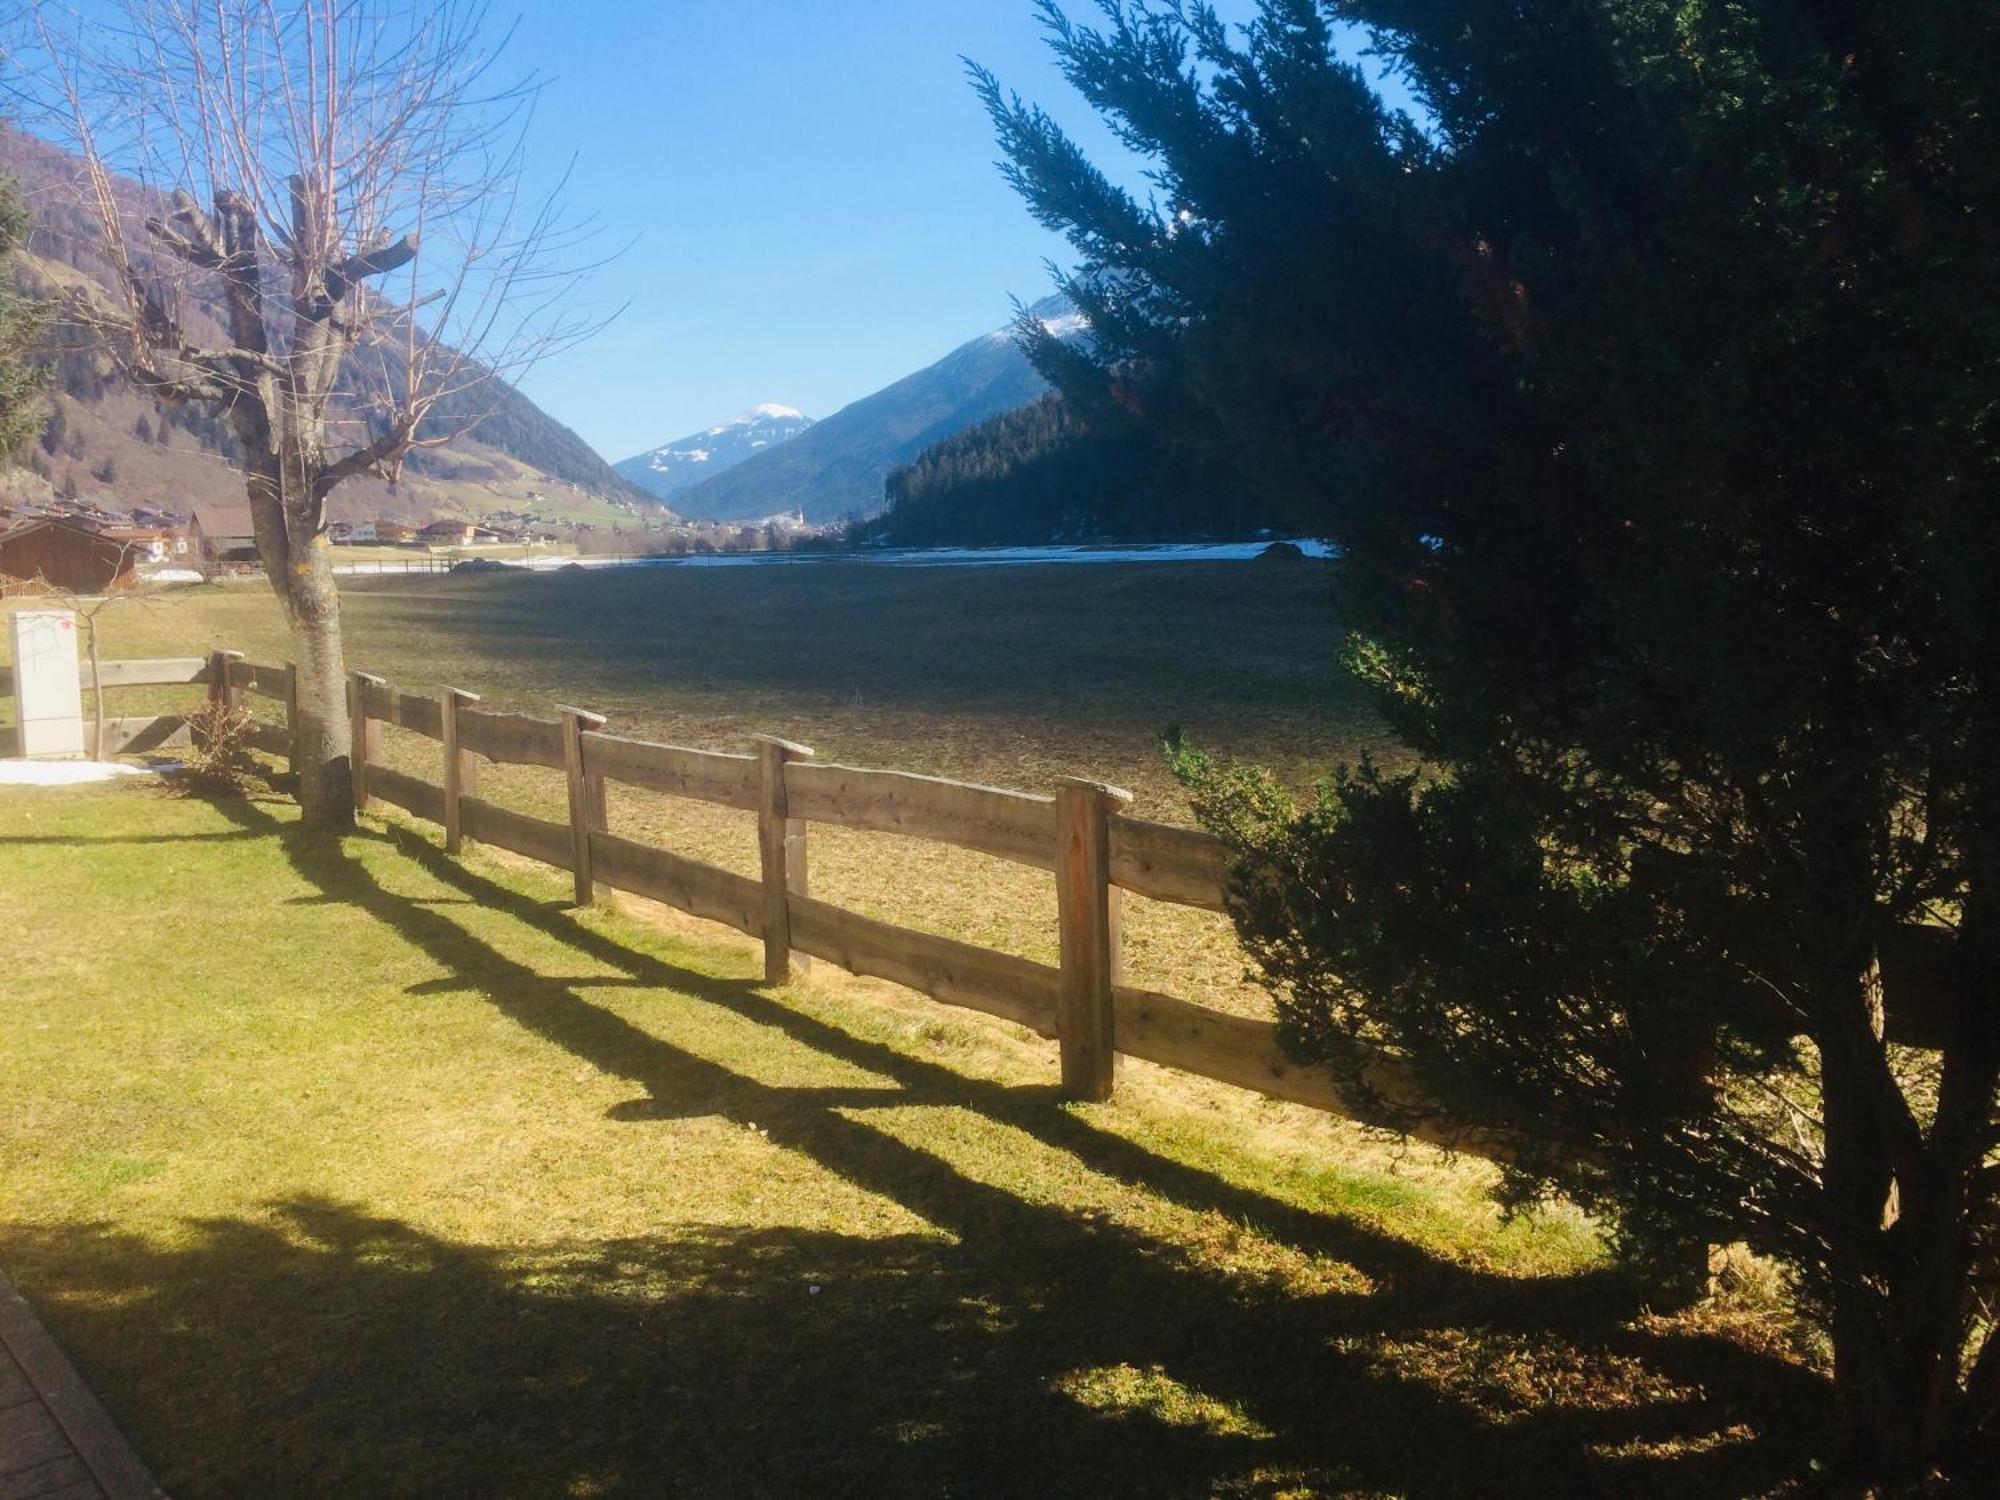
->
[710, 404, 806, 432]
[338, 540, 1335, 578]
[572, 539, 1334, 571]
[142, 568, 204, 583]
[0, 758, 165, 786]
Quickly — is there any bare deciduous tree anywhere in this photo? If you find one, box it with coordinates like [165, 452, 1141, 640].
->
[20, 0, 602, 826]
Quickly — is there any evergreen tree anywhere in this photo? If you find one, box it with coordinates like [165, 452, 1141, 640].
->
[988, 2, 2000, 1487]
[39, 396, 66, 458]
[864, 391, 1261, 546]
[0, 177, 49, 462]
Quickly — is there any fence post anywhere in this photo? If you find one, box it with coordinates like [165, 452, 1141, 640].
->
[1055, 778, 1133, 1102]
[347, 670, 383, 814]
[560, 705, 608, 905]
[440, 687, 481, 855]
[754, 736, 814, 983]
[200, 649, 243, 750]
[218, 650, 246, 717]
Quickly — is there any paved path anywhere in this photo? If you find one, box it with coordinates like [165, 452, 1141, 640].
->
[0, 1275, 163, 1499]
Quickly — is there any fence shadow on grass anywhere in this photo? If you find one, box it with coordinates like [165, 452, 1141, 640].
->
[83, 788, 1821, 1498]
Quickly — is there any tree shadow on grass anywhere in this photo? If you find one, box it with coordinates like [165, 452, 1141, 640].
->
[22, 790, 1827, 1497]
[0, 829, 269, 847]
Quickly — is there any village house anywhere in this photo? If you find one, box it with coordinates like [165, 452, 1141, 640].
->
[188, 504, 261, 567]
[418, 519, 479, 546]
[99, 525, 186, 563]
[349, 518, 417, 544]
[0, 516, 145, 594]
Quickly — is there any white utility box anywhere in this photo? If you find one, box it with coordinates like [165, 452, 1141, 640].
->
[9, 609, 86, 759]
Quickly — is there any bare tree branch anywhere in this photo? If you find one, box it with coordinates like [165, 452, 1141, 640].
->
[13, 0, 611, 827]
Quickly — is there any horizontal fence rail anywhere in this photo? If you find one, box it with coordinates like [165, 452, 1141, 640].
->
[590, 830, 765, 939]
[789, 892, 1061, 1037]
[454, 707, 565, 770]
[459, 795, 573, 869]
[784, 762, 1058, 870]
[314, 656, 1457, 1154]
[0, 655, 212, 696]
[361, 680, 445, 741]
[0, 648, 274, 756]
[581, 732, 759, 810]
[13, 646, 1530, 1175]
[96, 715, 193, 754]
[1108, 815, 1230, 911]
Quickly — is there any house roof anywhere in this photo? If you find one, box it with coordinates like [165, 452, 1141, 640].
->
[189, 503, 257, 538]
[0, 516, 141, 556]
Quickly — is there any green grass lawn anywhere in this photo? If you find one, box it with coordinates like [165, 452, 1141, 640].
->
[0, 776, 1823, 1497]
[4, 563, 1389, 1021]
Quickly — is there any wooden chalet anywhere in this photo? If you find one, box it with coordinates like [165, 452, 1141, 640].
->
[0, 517, 144, 594]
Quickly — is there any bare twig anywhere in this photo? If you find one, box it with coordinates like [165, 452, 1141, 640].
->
[10, 0, 614, 823]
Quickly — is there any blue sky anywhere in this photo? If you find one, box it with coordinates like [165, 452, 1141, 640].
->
[503, 1, 1256, 461]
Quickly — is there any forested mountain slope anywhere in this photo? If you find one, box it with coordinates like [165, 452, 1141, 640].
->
[0, 125, 652, 524]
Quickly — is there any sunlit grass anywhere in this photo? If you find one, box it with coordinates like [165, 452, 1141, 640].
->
[0, 780, 1821, 1495]
[5, 563, 1384, 1019]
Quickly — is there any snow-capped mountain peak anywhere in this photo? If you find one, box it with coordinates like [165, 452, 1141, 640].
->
[616, 403, 815, 501]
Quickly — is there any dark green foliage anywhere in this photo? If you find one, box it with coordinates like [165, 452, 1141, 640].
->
[38, 395, 65, 456]
[862, 392, 1261, 546]
[993, 2, 2000, 1488]
[0, 176, 49, 462]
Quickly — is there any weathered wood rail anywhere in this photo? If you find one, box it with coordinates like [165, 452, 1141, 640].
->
[313, 660, 1508, 1159]
[3, 647, 1509, 1167]
[1, 651, 286, 756]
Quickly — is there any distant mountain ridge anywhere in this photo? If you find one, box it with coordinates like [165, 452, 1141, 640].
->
[0, 123, 654, 524]
[672, 295, 1080, 524]
[615, 404, 814, 502]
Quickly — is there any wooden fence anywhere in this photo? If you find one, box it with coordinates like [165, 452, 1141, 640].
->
[0, 654, 241, 755]
[3, 648, 1511, 1167]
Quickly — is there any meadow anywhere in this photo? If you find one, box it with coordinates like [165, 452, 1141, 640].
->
[0, 564, 1831, 1493]
[14, 560, 1398, 1017]
[0, 778, 1818, 1496]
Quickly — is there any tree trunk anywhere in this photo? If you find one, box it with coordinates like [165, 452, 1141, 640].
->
[1828, 1256, 1975, 1494]
[1818, 946, 1985, 1493]
[273, 534, 352, 830]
